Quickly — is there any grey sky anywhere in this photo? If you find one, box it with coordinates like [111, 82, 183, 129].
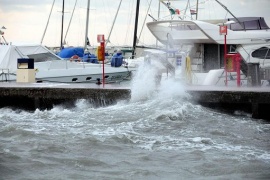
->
[0, 0, 269, 47]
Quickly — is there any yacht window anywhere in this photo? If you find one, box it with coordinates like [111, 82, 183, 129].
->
[244, 20, 259, 30]
[251, 47, 270, 59]
[230, 22, 245, 31]
[227, 17, 269, 31]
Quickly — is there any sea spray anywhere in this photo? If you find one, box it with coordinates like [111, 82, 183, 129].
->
[127, 57, 197, 123]
[130, 62, 158, 102]
[130, 57, 189, 103]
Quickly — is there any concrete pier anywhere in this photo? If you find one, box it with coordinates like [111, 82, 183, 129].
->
[0, 82, 269, 120]
[186, 86, 270, 120]
[0, 83, 130, 110]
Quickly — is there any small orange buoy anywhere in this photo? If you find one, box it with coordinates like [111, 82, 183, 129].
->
[70, 55, 81, 62]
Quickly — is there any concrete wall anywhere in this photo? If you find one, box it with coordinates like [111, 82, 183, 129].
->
[0, 87, 131, 110]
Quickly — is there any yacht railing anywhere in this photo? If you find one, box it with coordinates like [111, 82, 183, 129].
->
[0, 68, 10, 82]
[46, 57, 116, 70]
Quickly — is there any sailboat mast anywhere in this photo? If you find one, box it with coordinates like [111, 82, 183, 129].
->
[41, 0, 55, 44]
[84, 0, 90, 50]
[64, 0, 78, 44]
[195, 0, 199, 20]
[106, 0, 122, 47]
[132, 0, 140, 59]
[183, 0, 189, 19]
[60, 0, 64, 50]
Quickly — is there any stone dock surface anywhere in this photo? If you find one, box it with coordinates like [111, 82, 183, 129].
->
[0, 82, 269, 120]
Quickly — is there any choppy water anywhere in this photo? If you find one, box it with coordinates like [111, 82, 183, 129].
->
[1, 64, 270, 180]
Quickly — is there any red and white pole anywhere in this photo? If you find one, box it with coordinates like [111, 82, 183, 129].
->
[97, 34, 105, 87]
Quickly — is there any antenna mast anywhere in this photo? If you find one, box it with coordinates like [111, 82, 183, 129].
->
[215, 0, 244, 29]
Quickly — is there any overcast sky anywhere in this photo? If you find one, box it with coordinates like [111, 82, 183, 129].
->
[0, 0, 269, 47]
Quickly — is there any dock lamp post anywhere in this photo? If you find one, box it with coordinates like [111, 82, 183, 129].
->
[220, 25, 228, 86]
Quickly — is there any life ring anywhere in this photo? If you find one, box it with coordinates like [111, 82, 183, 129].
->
[70, 55, 81, 62]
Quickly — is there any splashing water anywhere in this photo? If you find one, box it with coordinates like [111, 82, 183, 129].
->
[130, 59, 188, 103]
[130, 62, 159, 102]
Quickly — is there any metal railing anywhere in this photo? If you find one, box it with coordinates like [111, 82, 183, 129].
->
[0, 69, 10, 82]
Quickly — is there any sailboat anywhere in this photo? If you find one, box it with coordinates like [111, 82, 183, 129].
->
[0, 0, 135, 83]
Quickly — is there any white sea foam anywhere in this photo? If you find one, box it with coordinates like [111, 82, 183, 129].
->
[130, 63, 158, 102]
[130, 59, 189, 104]
[156, 78, 188, 99]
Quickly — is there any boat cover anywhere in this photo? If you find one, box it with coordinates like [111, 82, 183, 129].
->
[83, 53, 98, 63]
[0, 44, 60, 73]
[58, 47, 84, 58]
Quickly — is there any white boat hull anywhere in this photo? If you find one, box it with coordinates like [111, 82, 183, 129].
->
[34, 61, 132, 83]
[36, 69, 131, 83]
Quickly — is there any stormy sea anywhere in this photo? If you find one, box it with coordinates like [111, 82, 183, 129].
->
[0, 63, 270, 180]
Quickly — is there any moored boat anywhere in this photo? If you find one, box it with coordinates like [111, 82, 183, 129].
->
[0, 43, 133, 83]
[145, 0, 270, 87]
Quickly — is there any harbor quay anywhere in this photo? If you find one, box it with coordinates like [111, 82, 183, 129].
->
[0, 82, 131, 111]
[0, 82, 269, 120]
[186, 86, 270, 120]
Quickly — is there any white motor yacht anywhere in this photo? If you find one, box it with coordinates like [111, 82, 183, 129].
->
[145, 0, 270, 86]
